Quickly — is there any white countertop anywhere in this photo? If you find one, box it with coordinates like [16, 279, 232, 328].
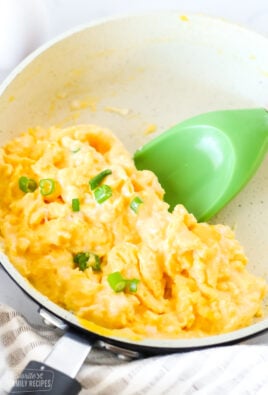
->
[1, 0, 268, 340]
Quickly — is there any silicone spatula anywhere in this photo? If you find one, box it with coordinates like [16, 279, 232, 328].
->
[134, 108, 268, 221]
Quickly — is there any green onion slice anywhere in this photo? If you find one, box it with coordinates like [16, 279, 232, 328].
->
[18, 176, 37, 193]
[130, 196, 143, 213]
[107, 272, 139, 293]
[39, 178, 56, 196]
[71, 147, 81, 153]
[73, 252, 101, 272]
[107, 272, 127, 292]
[94, 184, 112, 204]
[73, 252, 89, 271]
[127, 279, 140, 293]
[89, 169, 112, 190]
[72, 198, 80, 212]
[88, 253, 102, 272]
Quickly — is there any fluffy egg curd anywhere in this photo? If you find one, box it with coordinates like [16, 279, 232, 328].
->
[0, 124, 267, 339]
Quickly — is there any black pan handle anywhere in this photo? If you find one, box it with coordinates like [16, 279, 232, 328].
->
[9, 360, 81, 395]
[8, 330, 92, 395]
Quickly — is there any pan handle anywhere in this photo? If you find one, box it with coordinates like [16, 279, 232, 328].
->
[9, 360, 81, 395]
[9, 330, 92, 395]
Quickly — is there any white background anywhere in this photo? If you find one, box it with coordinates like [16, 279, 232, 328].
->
[0, 0, 268, 336]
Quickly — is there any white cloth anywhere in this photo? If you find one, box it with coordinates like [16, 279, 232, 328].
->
[1, 304, 268, 395]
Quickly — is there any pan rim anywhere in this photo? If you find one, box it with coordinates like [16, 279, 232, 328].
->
[1, 9, 268, 99]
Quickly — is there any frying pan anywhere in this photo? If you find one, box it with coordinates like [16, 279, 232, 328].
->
[1, 12, 268, 394]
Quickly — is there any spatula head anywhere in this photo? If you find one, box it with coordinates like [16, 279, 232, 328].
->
[134, 108, 268, 221]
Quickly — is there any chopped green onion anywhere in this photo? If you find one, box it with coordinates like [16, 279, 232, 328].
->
[72, 198, 80, 212]
[18, 176, 37, 193]
[73, 252, 89, 271]
[39, 178, 55, 196]
[107, 272, 140, 293]
[71, 147, 81, 153]
[107, 272, 127, 292]
[127, 279, 139, 293]
[89, 169, 112, 190]
[89, 254, 101, 272]
[73, 252, 101, 272]
[94, 184, 112, 204]
[130, 196, 143, 213]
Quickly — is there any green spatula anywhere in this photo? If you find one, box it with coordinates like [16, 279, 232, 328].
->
[134, 108, 268, 222]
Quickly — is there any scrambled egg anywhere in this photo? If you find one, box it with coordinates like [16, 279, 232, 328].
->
[0, 124, 266, 339]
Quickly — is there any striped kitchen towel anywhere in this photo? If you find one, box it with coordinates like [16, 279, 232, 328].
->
[1, 303, 268, 395]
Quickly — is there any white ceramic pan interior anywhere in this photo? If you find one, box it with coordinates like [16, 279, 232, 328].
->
[1, 12, 268, 351]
